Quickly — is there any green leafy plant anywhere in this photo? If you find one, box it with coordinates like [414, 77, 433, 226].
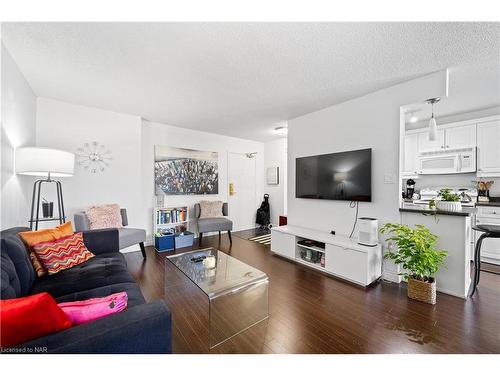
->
[438, 188, 460, 202]
[428, 199, 436, 210]
[381, 223, 448, 283]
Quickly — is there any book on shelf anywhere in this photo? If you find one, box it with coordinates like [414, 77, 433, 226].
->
[156, 207, 187, 225]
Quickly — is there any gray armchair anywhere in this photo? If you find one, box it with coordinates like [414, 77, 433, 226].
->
[74, 208, 147, 258]
[194, 202, 233, 245]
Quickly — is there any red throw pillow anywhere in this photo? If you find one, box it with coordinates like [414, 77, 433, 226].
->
[32, 232, 94, 275]
[0, 292, 72, 348]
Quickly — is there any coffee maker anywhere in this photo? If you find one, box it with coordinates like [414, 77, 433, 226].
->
[405, 179, 416, 199]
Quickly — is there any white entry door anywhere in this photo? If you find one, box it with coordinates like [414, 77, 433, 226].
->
[228, 152, 257, 231]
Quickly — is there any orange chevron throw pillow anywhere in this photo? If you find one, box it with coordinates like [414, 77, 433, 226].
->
[19, 221, 75, 277]
[32, 232, 94, 275]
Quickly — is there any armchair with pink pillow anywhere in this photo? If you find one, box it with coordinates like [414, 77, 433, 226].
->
[74, 204, 147, 258]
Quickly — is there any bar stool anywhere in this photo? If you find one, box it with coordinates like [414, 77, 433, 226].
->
[470, 224, 500, 296]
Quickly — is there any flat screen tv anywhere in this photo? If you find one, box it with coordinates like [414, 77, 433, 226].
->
[295, 148, 371, 202]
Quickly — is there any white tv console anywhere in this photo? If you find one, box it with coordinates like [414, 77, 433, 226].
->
[271, 225, 382, 286]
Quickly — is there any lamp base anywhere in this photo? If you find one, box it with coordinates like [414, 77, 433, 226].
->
[30, 178, 66, 230]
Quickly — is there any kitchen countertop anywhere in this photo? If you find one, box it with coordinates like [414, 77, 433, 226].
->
[399, 207, 476, 217]
[476, 201, 500, 207]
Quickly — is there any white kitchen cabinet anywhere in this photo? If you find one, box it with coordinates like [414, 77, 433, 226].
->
[416, 124, 476, 154]
[402, 133, 419, 177]
[474, 207, 500, 265]
[477, 120, 500, 177]
[445, 124, 476, 149]
[417, 128, 445, 152]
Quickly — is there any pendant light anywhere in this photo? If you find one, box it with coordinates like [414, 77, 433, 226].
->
[426, 97, 440, 141]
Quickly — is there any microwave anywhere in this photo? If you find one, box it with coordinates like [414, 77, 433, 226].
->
[418, 147, 476, 175]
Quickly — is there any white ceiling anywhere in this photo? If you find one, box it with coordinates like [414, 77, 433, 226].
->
[2, 22, 499, 142]
[403, 62, 500, 125]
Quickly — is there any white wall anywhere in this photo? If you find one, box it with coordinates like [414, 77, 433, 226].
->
[1, 44, 37, 229]
[142, 120, 265, 238]
[264, 137, 287, 225]
[35, 98, 143, 235]
[287, 71, 448, 237]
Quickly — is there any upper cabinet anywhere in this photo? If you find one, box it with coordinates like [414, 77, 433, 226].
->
[403, 115, 499, 178]
[417, 128, 445, 153]
[445, 124, 476, 149]
[477, 120, 500, 177]
[402, 133, 419, 177]
[416, 124, 476, 153]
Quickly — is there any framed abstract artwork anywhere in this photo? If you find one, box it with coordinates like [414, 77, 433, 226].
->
[154, 146, 219, 195]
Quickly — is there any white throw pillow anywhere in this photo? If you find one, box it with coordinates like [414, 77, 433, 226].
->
[199, 201, 224, 218]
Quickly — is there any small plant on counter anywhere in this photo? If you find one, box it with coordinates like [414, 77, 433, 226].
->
[436, 188, 462, 212]
[381, 223, 447, 304]
[438, 188, 460, 202]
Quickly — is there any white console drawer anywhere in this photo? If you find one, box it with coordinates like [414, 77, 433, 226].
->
[271, 230, 295, 259]
[325, 244, 368, 285]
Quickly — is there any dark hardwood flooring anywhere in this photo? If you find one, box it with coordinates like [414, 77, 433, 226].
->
[125, 233, 500, 354]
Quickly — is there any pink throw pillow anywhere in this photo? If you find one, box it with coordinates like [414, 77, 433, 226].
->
[58, 292, 128, 325]
[86, 204, 123, 230]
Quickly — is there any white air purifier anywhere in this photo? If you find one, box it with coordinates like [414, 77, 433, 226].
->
[358, 217, 379, 247]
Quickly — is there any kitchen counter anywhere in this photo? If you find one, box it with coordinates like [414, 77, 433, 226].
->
[476, 201, 500, 207]
[399, 209, 472, 299]
[399, 207, 476, 217]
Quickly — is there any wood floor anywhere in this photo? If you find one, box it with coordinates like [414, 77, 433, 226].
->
[125, 232, 500, 354]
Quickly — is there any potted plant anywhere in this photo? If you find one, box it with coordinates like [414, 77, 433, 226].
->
[381, 223, 448, 304]
[436, 188, 461, 212]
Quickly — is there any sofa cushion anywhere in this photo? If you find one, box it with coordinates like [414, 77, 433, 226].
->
[198, 217, 233, 232]
[0, 227, 36, 297]
[1, 292, 73, 348]
[118, 228, 146, 249]
[30, 252, 134, 298]
[1, 252, 21, 299]
[19, 222, 74, 277]
[32, 232, 94, 275]
[55, 282, 145, 308]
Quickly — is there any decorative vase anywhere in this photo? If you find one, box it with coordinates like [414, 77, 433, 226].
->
[436, 201, 462, 212]
[408, 277, 436, 304]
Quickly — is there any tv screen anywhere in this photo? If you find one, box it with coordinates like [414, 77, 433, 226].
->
[295, 148, 371, 202]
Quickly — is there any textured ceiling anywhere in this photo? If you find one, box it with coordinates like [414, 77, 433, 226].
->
[2, 22, 499, 141]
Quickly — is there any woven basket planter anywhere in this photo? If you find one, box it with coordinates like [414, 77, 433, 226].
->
[436, 201, 462, 212]
[408, 277, 436, 304]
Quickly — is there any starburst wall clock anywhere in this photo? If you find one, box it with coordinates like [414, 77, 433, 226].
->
[76, 141, 113, 173]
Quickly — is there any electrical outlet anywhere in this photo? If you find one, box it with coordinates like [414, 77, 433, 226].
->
[384, 174, 395, 184]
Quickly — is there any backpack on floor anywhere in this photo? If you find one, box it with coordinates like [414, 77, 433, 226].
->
[256, 194, 270, 227]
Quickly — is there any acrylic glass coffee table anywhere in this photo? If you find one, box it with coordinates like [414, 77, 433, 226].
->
[166, 248, 269, 348]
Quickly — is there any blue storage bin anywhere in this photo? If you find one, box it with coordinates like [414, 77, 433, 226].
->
[175, 231, 194, 249]
[155, 233, 175, 252]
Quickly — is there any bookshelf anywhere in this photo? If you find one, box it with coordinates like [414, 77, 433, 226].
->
[153, 206, 189, 236]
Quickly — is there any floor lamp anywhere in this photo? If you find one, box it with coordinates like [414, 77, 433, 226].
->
[15, 147, 75, 230]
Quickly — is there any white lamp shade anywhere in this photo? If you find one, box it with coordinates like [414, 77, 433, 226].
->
[428, 117, 437, 141]
[334, 172, 348, 182]
[15, 147, 75, 177]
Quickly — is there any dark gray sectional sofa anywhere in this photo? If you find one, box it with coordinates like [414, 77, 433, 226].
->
[0, 227, 172, 354]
